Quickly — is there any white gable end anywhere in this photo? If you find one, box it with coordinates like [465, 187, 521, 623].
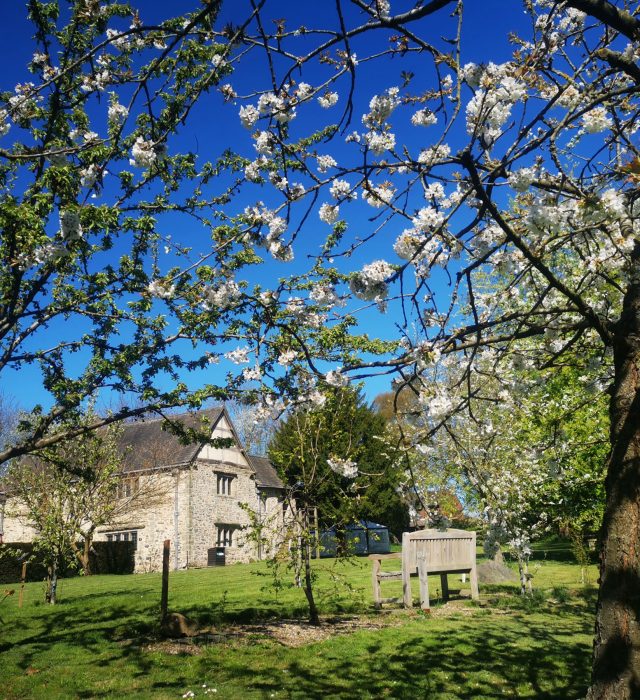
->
[196, 414, 249, 467]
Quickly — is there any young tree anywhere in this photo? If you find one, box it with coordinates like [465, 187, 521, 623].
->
[7, 410, 167, 582]
[268, 387, 401, 622]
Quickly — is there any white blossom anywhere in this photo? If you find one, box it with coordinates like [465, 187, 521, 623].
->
[147, 279, 176, 299]
[319, 203, 339, 224]
[350, 259, 394, 301]
[411, 108, 437, 127]
[508, 167, 537, 192]
[330, 179, 356, 200]
[277, 349, 297, 366]
[108, 102, 128, 123]
[316, 154, 337, 173]
[318, 92, 338, 109]
[327, 457, 358, 479]
[130, 137, 157, 168]
[325, 368, 349, 387]
[79, 164, 102, 188]
[363, 130, 396, 155]
[362, 184, 395, 208]
[0, 110, 10, 137]
[225, 346, 251, 364]
[60, 211, 83, 241]
[582, 107, 613, 134]
[254, 130, 275, 155]
[202, 280, 242, 311]
[239, 104, 260, 130]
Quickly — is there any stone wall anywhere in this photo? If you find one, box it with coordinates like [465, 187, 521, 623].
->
[2, 498, 38, 542]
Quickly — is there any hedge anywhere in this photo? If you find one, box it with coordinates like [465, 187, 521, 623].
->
[0, 541, 135, 583]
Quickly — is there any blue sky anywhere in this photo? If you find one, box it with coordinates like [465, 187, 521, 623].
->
[0, 0, 530, 411]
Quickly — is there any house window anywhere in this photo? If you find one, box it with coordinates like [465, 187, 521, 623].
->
[106, 530, 138, 549]
[217, 473, 234, 496]
[117, 477, 139, 499]
[217, 525, 235, 547]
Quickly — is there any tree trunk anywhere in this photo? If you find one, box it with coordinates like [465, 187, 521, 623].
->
[81, 536, 91, 576]
[302, 510, 320, 626]
[45, 560, 58, 605]
[588, 276, 640, 699]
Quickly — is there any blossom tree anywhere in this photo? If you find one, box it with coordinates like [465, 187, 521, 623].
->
[4, 0, 640, 696]
[215, 1, 639, 696]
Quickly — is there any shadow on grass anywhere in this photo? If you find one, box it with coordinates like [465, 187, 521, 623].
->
[2, 583, 595, 699]
[200, 611, 592, 699]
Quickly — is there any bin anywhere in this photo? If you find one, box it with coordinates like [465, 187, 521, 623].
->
[208, 546, 226, 566]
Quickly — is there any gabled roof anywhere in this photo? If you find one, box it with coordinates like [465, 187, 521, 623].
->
[247, 454, 284, 490]
[119, 407, 224, 472]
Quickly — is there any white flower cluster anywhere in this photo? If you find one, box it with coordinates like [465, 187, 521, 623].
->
[147, 279, 176, 299]
[465, 63, 527, 148]
[329, 179, 356, 200]
[419, 389, 453, 422]
[257, 90, 296, 124]
[349, 259, 394, 301]
[581, 106, 613, 134]
[79, 164, 102, 189]
[310, 283, 340, 308]
[362, 183, 395, 208]
[244, 155, 267, 182]
[363, 87, 400, 129]
[411, 108, 437, 127]
[319, 202, 340, 224]
[130, 137, 158, 168]
[0, 110, 10, 137]
[318, 92, 338, 109]
[254, 130, 275, 155]
[277, 349, 297, 366]
[417, 144, 451, 167]
[327, 457, 358, 479]
[242, 365, 262, 382]
[202, 280, 241, 311]
[225, 346, 251, 364]
[316, 154, 337, 173]
[60, 211, 83, 241]
[507, 166, 537, 192]
[8, 83, 42, 122]
[239, 105, 260, 130]
[393, 230, 424, 261]
[81, 70, 110, 93]
[363, 130, 396, 155]
[412, 206, 445, 233]
[325, 368, 349, 387]
[108, 102, 128, 123]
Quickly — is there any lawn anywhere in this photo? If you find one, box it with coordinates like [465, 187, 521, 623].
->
[0, 550, 598, 699]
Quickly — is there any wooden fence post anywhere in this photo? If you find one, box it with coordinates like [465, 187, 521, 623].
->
[18, 561, 27, 608]
[160, 539, 170, 621]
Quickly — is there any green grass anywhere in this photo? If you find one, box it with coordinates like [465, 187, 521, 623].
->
[0, 553, 598, 699]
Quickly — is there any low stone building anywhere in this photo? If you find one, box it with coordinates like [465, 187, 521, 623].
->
[1, 407, 288, 572]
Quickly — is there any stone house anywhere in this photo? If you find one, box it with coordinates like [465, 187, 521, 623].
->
[0, 407, 288, 572]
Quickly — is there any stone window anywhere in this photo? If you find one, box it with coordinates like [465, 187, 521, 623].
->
[216, 472, 234, 496]
[217, 525, 235, 547]
[117, 476, 139, 499]
[106, 530, 138, 549]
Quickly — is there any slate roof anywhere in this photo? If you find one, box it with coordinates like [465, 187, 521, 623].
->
[119, 407, 224, 472]
[247, 454, 284, 490]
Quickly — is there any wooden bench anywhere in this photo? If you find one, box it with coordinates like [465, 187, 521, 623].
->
[370, 552, 405, 608]
[370, 529, 479, 610]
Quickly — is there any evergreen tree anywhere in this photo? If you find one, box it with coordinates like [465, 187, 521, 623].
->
[269, 387, 408, 536]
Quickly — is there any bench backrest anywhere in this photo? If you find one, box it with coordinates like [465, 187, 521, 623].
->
[402, 528, 476, 571]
